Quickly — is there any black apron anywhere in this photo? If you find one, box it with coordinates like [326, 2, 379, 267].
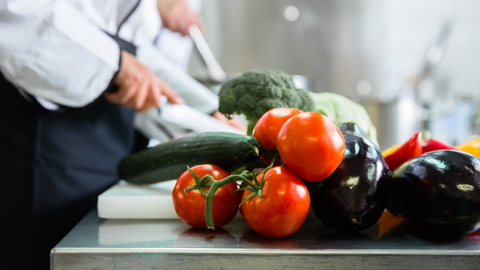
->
[0, 75, 139, 269]
[0, 6, 145, 268]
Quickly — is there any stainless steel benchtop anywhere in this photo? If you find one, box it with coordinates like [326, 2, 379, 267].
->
[51, 209, 480, 269]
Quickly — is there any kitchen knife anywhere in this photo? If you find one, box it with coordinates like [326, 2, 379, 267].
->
[189, 24, 227, 82]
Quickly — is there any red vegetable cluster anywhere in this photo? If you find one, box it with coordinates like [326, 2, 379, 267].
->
[173, 108, 348, 238]
[384, 131, 459, 172]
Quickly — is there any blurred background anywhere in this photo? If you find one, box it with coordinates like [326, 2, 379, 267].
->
[185, 0, 480, 150]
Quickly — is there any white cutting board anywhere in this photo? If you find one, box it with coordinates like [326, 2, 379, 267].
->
[98, 179, 245, 219]
[97, 180, 178, 219]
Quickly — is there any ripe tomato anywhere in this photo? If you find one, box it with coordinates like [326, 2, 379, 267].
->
[240, 166, 310, 238]
[172, 164, 241, 228]
[252, 108, 303, 165]
[277, 112, 346, 182]
[252, 108, 303, 149]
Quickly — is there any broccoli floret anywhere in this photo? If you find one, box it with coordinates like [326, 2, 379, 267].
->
[218, 69, 315, 134]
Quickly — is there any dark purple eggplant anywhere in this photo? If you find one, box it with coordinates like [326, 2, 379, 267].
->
[306, 123, 392, 232]
[387, 150, 480, 236]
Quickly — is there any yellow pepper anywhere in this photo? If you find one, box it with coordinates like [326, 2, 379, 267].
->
[382, 144, 401, 156]
[456, 137, 480, 158]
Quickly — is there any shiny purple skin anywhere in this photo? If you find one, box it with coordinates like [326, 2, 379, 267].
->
[306, 124, 392, 232]
[387, 150, 480, 236]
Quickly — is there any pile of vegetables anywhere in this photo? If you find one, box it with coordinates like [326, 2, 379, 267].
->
[118, 112, 388, 238]
[117, 69, 480, 238]
[172, 108, 348, 238]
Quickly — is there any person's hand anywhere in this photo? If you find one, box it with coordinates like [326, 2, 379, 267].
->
[212, 111, 247, 134]
[105, 51, 184, 112]
[157, 0, 203, 36]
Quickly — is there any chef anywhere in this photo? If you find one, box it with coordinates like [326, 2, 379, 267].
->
[0, 0, 237, 269]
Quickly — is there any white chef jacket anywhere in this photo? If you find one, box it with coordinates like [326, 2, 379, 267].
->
[0, 0, 218, 114]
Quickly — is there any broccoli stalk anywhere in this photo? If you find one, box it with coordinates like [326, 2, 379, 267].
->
[218, 69, 315, 135]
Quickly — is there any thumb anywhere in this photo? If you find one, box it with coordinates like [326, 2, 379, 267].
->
[156, 77, 185, 105]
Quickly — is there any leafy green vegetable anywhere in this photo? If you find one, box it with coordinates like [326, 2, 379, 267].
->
[309, 91, 379, 146]
[218, 69, 315, 135]
[217, 69, 377, 146]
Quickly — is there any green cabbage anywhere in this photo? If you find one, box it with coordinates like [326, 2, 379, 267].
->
[309, 92, 378, 146]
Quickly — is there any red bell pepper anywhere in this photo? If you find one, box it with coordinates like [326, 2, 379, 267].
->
[384, 131, 423, 172]
[422, 138, 458, 154]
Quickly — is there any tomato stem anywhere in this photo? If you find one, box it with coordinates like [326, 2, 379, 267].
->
[186, 152, 282, 230]
[183, 166, 214, 197]
[204, 172, 256, 229]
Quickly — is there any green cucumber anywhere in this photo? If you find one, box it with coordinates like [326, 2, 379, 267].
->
[117, 132, 262, 185]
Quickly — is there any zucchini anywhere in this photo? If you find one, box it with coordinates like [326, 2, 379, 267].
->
[117, 132, 262, 185]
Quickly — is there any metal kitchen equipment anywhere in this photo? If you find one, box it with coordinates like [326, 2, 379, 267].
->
[363, 20, 455, 149]
[190, 0, 384, 96]
[51, 208, 480, 270]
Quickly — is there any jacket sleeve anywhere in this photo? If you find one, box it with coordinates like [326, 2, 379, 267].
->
[0, 0, 120, 107]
